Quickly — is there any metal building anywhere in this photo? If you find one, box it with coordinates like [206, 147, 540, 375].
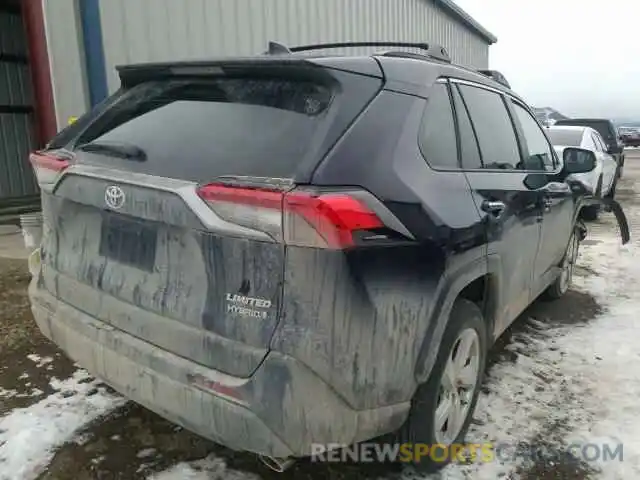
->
[0, 0, 495, 207]
[0, 0, 50, 210]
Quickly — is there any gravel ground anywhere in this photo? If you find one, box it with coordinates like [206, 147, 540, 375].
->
[1, 151, 638, 480]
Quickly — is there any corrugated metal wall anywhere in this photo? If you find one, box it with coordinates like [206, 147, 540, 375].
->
[0, 9, 39, 202]
[42, 0, 90, 129]
[98, 0, 490, 93]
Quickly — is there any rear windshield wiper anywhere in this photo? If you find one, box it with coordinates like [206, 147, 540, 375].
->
[77, 141, 147, 161]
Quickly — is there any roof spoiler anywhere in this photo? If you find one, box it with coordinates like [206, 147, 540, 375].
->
[477, 69, 511, 89]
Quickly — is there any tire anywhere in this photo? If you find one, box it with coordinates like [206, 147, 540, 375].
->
[581, 205, 600, 221]
[545, 225, 581, 300]
[398, 299, 487, 473]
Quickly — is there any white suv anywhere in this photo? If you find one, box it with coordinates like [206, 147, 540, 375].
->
[546, 125, 618, 220]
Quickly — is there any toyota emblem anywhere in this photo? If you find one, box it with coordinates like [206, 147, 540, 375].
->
[105, 185, 126, 210]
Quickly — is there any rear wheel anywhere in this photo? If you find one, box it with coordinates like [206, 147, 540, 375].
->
[546, 226, 580, 299]
[399, 299, 487, 473]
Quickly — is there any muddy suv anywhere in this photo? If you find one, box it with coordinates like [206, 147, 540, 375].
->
[28, 42, 599, 472]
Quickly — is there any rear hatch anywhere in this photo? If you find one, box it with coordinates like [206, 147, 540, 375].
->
[32, 58, 383, 377]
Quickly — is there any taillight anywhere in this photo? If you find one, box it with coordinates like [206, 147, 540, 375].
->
[196, 184, 384, 249]
[29, 152, 70, 188]
[284, 192, 384, 248]
[197, 185, 285, 242]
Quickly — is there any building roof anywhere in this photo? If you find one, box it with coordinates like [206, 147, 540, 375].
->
[436, 0, 498, 44]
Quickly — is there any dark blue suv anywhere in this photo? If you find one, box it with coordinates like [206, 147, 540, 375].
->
[28, 42, 608, 472]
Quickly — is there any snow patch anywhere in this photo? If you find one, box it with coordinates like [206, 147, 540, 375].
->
[0, 369, 125, 480]
[137, 448, 157, 459]
[0, 386, 45, 399]
[26, 354, 54, 368]
[403, 199, 640, 479]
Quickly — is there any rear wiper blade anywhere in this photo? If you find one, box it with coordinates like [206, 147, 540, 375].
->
[77, 141, 147, 161]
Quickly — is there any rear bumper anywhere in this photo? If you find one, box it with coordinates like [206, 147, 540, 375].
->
[28, 276, 408, 458]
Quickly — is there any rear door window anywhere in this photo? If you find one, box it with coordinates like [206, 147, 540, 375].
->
[458, 84, 521, 170]
[72, 77, 340, 182]
[451, 85, 482, 169]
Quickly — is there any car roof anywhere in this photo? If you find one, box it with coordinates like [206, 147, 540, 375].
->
[118, 52, 524, 104]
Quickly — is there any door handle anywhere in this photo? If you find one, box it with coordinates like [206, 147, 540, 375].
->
[481, 200, 506, 217]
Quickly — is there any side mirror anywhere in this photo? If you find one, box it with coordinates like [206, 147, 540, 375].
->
[563, 147, 597, 174]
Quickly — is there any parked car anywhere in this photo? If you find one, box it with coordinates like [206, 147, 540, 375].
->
[619, 126, 640, 147]
[28, 42, 604, 473]
[554, 118, 625, 178]
[546, 125, 619, 221]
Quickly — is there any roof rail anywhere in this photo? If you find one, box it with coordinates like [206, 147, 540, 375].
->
[379, 50, 450, 63]
[477, 69, 511, 89]
[264, 41, 452, 63]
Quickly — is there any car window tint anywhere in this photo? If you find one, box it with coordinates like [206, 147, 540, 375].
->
[418, 83, 458, 169]
[451, 85, 482, 169]
[71, 77, 340, 181]
[511, 102, 555, 171]
[459, 85, 520, 170]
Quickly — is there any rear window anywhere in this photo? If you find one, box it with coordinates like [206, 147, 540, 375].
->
[546, 129, 583, 147]
[555, 120, 614, 142]
[72, 77, 339, 181]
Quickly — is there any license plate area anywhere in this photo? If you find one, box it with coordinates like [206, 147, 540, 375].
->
[99, 213, 157, 272]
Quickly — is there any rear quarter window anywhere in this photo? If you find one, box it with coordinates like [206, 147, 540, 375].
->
[418, 83, 459, 169]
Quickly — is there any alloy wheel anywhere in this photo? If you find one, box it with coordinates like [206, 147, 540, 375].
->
[433, 328, 481, 445]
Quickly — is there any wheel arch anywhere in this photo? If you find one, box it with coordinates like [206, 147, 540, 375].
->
[414, 256, 500, 384]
